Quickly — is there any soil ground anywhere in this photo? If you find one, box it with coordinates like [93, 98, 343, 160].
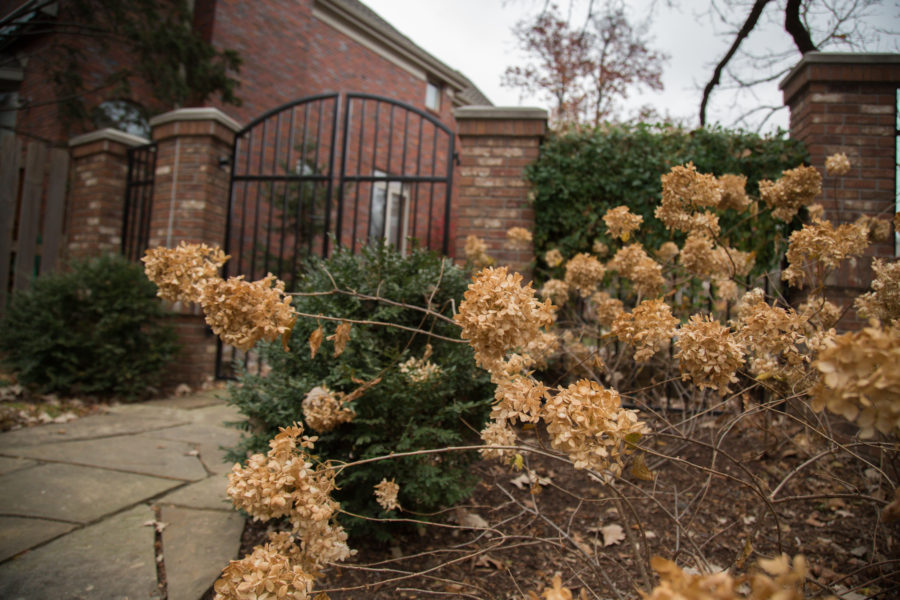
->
[235, 406, 900, 600]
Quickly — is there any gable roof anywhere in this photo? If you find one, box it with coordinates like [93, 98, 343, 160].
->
[317, 0, 492, 107]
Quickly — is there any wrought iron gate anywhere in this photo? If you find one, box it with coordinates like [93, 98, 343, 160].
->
[217, 92, 456, 376]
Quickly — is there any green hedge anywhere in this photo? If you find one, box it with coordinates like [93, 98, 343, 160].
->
[0, 254, 178, 398]
[527, 123, 808, 280]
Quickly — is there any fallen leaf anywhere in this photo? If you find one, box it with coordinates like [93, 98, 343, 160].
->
[473, 554, 505, 570]
[630, 453, 654, 481]
[142, 520, 168, 533]
[735, 538, 753, 569]
[542, 573, 573, 600]
[805, 515, 826, 527]
[601, 523, 625, 547]
[455, 508, 488, 529]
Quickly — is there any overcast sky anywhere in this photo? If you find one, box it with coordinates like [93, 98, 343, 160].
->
[364, 0, 899, 132]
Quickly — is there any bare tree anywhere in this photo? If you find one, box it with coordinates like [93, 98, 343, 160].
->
[503, 1, 667, 127]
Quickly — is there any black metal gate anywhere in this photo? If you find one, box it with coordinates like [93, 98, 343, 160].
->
[217, 92, 456, 376]
[122, 142, 157, 261]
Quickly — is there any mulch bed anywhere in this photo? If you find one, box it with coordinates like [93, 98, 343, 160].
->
[231, 405, 900, 599]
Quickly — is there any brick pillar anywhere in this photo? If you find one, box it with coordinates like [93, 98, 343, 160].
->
[780, 52, 899, 326]
[67, 128, 150, 259]
[453, 107, 548, 277]
[147, 107, 242, 388]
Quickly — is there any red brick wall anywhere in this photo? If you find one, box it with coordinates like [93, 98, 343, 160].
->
[454, 108, 548, 277]
[781, 53, 899, 328]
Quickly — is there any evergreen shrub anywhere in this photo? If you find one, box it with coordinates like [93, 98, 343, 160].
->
[527, 123, 808, 280]
[0, 253, 178, 398]
[227, 244, 493, 538]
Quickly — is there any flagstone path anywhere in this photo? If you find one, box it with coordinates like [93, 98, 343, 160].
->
[0, 391, 247, 600]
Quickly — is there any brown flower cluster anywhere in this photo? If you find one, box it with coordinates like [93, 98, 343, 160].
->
[545, 248, 564, 268]
[491, 375, 547, 424]
[200, 274, 297, 351]
[589, 291, 625, 328]
[611, 299, 678, 362]
[454, 266, 555, 373]
[657, 163, 722, 235]
[644, 554, 815, 600]
[717, 173, 751, 212]
[213, 532, 314, 600]
[603, 205, 643, 241]
[543, 379, 646, 474]
[593, 239, 609, 256]
[464, 234, 493, 268]
[854, 214, 892, 243]
[782, 218, 868, 288]
[225, 425, 353, 581]
[734, 291, 809, 386]
[608, 243, 666, 298]
[855, 258, 900, 322]
[825, 152, 851, 176]
[506, 226, 533, 249]
[675, 315, 745, 394]
[479, 418, 518, 461]
[399, 353, 442, 383]
[374, 478, 400, 511]
[142, 241, 229, 303]
[564, 253, 606, 297]
[540, 278, 570, 306]
[812, 321, 900, 438]
[655, 241, 680, 263]
[301, 386, 355, 433]
[759, 165, 822, 222]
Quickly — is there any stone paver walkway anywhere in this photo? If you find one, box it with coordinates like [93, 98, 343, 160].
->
[0, 392, 247, 600]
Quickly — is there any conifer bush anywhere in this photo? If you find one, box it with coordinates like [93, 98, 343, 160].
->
[225, 244, 493, 537]
[0, 253, 177, 398]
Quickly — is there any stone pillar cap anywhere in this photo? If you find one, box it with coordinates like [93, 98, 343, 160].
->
[454, 106, 548, 120]
[68, 128, 150, 148]
[149, 107, 242, 132]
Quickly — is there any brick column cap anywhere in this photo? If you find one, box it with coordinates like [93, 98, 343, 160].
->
[780, 52, 900, 105]
[149, 107, 242, 132]
[68, 128, 150, 149]
[454, 106, 548, 121]
[454, 106, 548, 137]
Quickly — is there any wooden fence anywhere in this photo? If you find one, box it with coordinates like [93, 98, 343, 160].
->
[0, 135, 70, 315]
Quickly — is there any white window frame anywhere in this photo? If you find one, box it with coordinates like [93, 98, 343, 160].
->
[369, 170, 411, 254]
[425, 81, 441, 112]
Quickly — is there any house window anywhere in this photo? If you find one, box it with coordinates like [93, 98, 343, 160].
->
[92, 100, 150, 138]
[369, 170, 410, 254]
[425, 81, 440, 112]
[0, 91, 18, 139]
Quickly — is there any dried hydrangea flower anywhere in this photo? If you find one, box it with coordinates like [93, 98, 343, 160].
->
[302, 386, 355, 433]
[540, 278, 570, 307]
[398, 353, 442, 383]
[675, 315, 745, 394]
[807, 203, 825, 220]
[543, 379, 647, 474]
[854, 258, 900, 322]
[717, 173, 751, 211]
[589, 291, 625, 328]
[374, 478, 400, 511]
[611, 298, 678, 362]
[545, 248, 564, 268]
[812, 321, 900, 437]
[657, 162, 722, 234]
[455, 266, 555, 373]
[603, 205, 643, 241]
[505, 226, 533, 249]
[679, 232, 718, 278]
[759, 165, 822, 222]
[782, 218, 868, 288]
[142, 241, 229, 303]
[655, 241, 680, 263]
[479, 418, 518, 461]
[799, 295, 842, 330]
[492, 375, 547, 423]
[464, 235, 493, 268]
[825, 152, 851, 176]
[735, 294, 810, 386]
[608, 243, 665, 298]
[592, 239, 609, 256]
[213, 532, 314, 600]
[199, 273, 297, 351]
[564, 253, 606, 297]
[854, 214, 892, 243]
